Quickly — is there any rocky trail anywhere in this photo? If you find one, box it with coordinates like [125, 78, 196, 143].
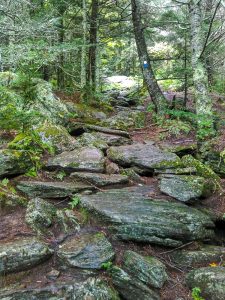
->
[1, 88, 225, 300]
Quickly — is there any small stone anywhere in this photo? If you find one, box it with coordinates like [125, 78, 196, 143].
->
[46, 269, 60, 280]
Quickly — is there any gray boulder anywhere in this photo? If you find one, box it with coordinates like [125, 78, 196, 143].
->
[159, 175, 213, 202]
[170, 245, 225, 268]
[186, 267, 225, 300]
[123, 250, 167, 288]
[16, 181, 94, 198]
[0, 237, 53, 274]
[57, 232, 114, 269]
[107, 142, 180, 173]
[46, 147, 105, 173]
[0, 149, 33, 177]
[70, 172, 129, 187]
[78, 186, 215, 247]
[25, 198, 79, 235]
[111, 266, 160, 300]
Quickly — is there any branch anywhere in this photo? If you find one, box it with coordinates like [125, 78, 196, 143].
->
[200, 0, 222, 58]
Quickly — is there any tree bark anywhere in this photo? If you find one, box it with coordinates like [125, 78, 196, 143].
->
[189, 0, 213, 140]
[130, 0, 168, 114]
[88, 0, 99, 91]
[81, 0, 87, 88]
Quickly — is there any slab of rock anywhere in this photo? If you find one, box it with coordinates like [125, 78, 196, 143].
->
[123, 250, 167, 288]
[78, 186, 215, 247]
[0, 150, 33, 177]
[78, 132, 131, 149]
[0, 237, 53, 274]
[111, 266, 160, 300]
[160, 175, 212, 202]
[16, 181, 94, 198]
[155, 167, 197, 175]
[0, 277, 119, 300]
[170, 245, 225, 268]
[70, 172, 129, 187]
[25, 198, 79, 235]
[46, 147, 105, 173]
[57, 232, 114, 269]
[107, 143, 180, 173]
[186, 267, 225, 300]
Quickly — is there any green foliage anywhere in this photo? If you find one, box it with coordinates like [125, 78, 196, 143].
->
[68, 195, 80, 210]
[56, 170, 67, 181]
[1, 178, 9, 187]
[196, 115, 215, 141]
[191, 287, 205, 300]
[8, 130, 54, 175]
[101, 261, 113, 270]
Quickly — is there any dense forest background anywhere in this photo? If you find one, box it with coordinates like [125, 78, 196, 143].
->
[0, 0, 224, 103]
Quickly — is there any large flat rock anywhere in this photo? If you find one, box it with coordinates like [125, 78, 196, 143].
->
[70, 172, 129, 187]
[16, 181, 94, 198]
[0, 237, 53, 274]
[107, 142, 180, 173]
[46, 147, 105, 173]
[79, 186, 215, 247]
[0, 277, 119, 300]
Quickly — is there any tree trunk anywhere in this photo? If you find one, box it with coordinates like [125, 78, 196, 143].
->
[81, 0, 87, 88]
[130, 0, 168, 114]
[57, 12, 65, 89]
[189, 0, 213, 141]
[88, 0, 99, 91]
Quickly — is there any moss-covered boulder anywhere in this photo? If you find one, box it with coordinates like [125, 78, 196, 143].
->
[101, 109, 145, 130]
[0, 278, 119, 300]
[0, 149, 33, 177]
[0, 187, 27, 212]
[123, 251, 168, 288]
[77, 132, 131, 150]
[170, 245, 225, 268]
[57, 232, 114, 269]
[25, 198, 79, 235]
[78, 186, 215, 247]
[0, 237, 53, 274]
[186, 267, 225, 300]
[110, 266, 160, 300]
[16, 180, 94, 199]
[46, 147, 105, 173]
[107, 142, 180, 174]
[35, 123, 79, 154]
[159, 174, 213, 202]
[70, 172, 129, 187]
[0, 73, 70, 127]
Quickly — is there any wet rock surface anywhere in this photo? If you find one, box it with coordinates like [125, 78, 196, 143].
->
[57, 232, 115, 269]
[79, 186, 215, 247]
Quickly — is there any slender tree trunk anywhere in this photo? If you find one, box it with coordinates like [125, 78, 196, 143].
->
[81, 0, 87, 88]
[189, 0, 213, 140]
[130, 0, 168, 114]
[184, 32, 188, 107]
[57, 4, 66, 89]
[88, 0, 99, 91]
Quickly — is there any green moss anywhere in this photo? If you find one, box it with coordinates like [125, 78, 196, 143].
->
[181, 155, 221, 190]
